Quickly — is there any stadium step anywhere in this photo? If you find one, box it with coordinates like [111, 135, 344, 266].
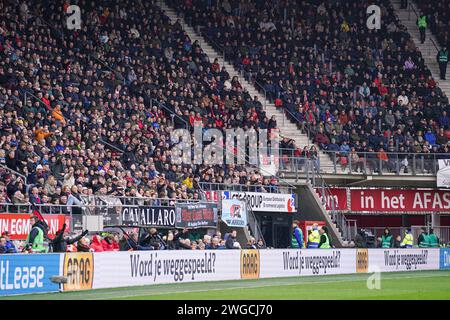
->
[159, 1, 344, 175]
[391, 0, 450, 99]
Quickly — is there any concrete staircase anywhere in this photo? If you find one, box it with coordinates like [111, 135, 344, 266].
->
[159, 2, 338, 174]
[391, 0, 450, 97]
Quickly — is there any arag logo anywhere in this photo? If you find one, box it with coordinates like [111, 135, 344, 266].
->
[240, 250, 260, 279]
[356, 249, 369, 273]
[63, 253, 94, 291]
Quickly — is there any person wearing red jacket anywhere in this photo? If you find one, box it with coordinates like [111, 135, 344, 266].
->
[90, 235, 104, 252]
[101, 235, 116, 251]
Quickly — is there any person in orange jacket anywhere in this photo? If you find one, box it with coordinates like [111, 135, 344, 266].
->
[52, 105, 66, 126]
[34, 127, 53, 141]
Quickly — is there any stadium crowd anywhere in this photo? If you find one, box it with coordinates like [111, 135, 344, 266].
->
[0, 214, 269, 253]
[173, 0, 450, 173]
[0, 0, 282, 213]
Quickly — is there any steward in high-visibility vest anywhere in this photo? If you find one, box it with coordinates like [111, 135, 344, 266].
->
[26, 216, 46, 253]
[428, 229, 439, 248]
[381, 228, 394, 248]
[318, 226, 331, 248]
[417, 15, 427, 28]
[418, 228, 430, 248]
[291, 220, 305, 248]
[417, 15, 427, 43]
[437, 48, 448, 80]
[401, 229, 413, 248]
[307, 224, 320, 248]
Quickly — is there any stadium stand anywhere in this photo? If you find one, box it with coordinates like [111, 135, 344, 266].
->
[171, 0, 450, 173]
[0, 0, 283, 211]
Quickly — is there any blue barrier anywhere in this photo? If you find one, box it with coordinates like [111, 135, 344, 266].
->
[0, 254, 61, 296]
[440, 248, 450, 270]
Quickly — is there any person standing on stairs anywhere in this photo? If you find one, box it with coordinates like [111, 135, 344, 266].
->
[400, 0, 408, 9]
[437, 47, 448, 80]
[417, 14, 427, 44]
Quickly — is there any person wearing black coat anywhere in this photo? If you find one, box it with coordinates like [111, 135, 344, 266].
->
[225, 230, 238, 249]
[51, 223, 89, 252]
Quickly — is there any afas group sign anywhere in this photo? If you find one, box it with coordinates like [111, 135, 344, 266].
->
[319, 188, 450, 214]
[222, 191, 295, 213]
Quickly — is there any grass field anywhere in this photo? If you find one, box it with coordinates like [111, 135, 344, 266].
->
[4, 270, 450, 300]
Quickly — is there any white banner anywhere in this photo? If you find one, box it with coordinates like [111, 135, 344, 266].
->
[221, 191, 295, 212]
[221, 199, 248, 227]
[92, 251, 241, 289]
[437, 159, 450, 188]
[259, 249, 356, 277]
[368, 249, 440, 272]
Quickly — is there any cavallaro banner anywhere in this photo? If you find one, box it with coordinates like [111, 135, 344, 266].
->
[175, 203, 218, 229]
[120, 206, 176, 228]
[221, 199, 248, 227]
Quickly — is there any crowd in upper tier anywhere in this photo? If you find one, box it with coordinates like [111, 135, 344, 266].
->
[172, 0, 450, 172]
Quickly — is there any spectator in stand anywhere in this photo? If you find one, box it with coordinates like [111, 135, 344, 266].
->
[90, 235, 104, 252]
[225, 230, 238, 249]
[1, 232, 16, 253]
[0, 236, 10, 254]
[245, 237, 257, 249]
[51, 223, 89, 253]
[77, 237, 93, 252]
[101, 234, 119, 251]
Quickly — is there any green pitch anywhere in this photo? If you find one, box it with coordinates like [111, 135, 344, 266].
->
[4, 270, 450, 300]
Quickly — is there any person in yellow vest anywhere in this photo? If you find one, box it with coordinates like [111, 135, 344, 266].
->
[25, 216, 46, 253]
[307, 223, 320, 248]
[318, 226, 331, 248]
[417, 14, 427, 44]
[400, 228, 413, 248]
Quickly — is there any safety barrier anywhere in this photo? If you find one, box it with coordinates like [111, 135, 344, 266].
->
[1, 248, 449, 296]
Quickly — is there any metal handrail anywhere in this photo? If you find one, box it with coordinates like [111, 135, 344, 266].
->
[98, 138, 125, 154]
[0, 164, 28, 185]
[199, 182, 294, 194]
[149, 97, 189, 130]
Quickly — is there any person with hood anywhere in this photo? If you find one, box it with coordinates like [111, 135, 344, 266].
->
[101, 234, 117, 251]
[51, 223, 89, 252]
[90, 234, 104, 252]
[380, 228, 394, 248]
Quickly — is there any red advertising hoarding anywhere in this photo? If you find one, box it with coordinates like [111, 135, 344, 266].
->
[349, 189, 450, 213]
[0, 214, 70, 240]
[315, 188, 348, 211]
